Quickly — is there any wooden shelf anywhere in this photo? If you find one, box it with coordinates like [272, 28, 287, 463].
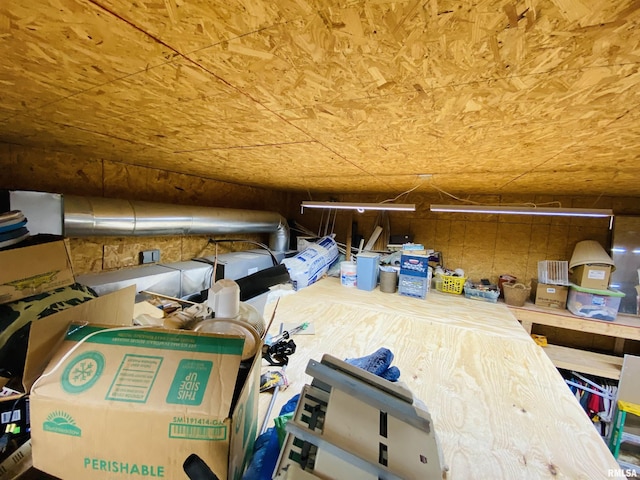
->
[542, 344, 624, 380]
[507, 303, 640, 379]
[508, 303, 640, 341]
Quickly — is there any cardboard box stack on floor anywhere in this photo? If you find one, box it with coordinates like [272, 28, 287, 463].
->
[0, 235, 77, 478]
[0, 233, 260, 479]
[25, 286, 260, 480]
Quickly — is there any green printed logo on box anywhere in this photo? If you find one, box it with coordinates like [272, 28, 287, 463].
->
[61, 351, 105, 394]
[43, 410, 81, 437]
[106, 354, 163, 403]
[67, 326, 244, 355]
[166, 359, 212, 405]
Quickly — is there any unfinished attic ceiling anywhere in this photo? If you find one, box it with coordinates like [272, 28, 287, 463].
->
[0, 0, 639, 197]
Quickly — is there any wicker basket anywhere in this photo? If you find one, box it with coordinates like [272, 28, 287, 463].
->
[502, 283, 531, 307]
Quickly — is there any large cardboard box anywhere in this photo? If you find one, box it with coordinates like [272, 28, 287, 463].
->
[0, 235, 74, 305]
[0, 287, 136, 396]
[29, 291, 259, 480]
[534, 283, 569, 309]
[0, 288, 135, 480]
[569, 264, 612, 290]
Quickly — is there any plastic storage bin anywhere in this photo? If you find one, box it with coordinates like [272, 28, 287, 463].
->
[435, 275, 466, 295]
[567, 284, 625, 321]
[463, 282, 500, 303]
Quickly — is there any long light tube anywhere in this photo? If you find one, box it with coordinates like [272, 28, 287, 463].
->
[429, 204, 613, 218]
[301, 201, 416, 213]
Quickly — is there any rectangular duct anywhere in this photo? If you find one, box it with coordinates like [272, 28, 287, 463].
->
[75, 249, 285, 303]
[195, 249, 284, 282]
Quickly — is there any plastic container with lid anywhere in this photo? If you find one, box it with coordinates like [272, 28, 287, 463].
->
[567, 284, 625, 321]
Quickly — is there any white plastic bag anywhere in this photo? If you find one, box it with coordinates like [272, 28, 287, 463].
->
[281, 236, 339, 290]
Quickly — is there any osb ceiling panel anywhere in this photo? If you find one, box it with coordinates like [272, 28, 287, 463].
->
[0, 0, 639, 197]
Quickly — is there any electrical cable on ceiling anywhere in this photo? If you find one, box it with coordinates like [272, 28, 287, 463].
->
[212, 242, 218, 285]
[427, 178, 563, 208]
[380, 181, 423, 204]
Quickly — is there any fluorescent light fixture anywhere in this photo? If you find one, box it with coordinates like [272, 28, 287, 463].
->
[429, 204, 613, 218]
[301, 201, 416, 213]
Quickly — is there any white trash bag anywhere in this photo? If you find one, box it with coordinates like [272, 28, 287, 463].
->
[281, 235, 339, 290]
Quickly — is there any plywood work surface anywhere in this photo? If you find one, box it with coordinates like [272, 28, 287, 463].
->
[259, 278, 620, 479]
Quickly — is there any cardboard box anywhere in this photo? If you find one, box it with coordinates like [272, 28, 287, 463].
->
[534, 283, 569, 309]
[0, 286, 136, 397]
[399, 254, 430, 278]
[569, 264, 612, 290]
[567, 284, 625, 321]
[0, 235, 75, 305]
[29, 289, 259, 480]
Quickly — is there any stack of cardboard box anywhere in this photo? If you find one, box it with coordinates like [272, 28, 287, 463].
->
[533, 260, 570, 310]
[566, 240, 624, 321]
[0, 235, 76, 477]
[0, 236, 260, 480]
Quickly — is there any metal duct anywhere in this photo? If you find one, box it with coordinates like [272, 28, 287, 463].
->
[63, 195, 290, 252]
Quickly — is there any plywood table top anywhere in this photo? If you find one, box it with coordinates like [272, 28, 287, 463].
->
[258, 277, 621, 479]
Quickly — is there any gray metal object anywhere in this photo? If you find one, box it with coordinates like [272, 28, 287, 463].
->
[75, 253, 277, 314]
[284, 421, 404, 480]
[8, 190, 64, 235]
[161, 260, 215, 297]
[76, 265, 182, 302]
[63, 195, 290, 252]
[197, 249, 280, 281]
[610, 216, 640, 316]
[274, 355, 446, 480]
[307, 358, 431, 433]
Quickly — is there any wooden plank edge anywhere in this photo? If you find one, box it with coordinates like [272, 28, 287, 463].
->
[541, 343, 623, 380]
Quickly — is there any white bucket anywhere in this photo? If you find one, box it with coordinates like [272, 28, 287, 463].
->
[340, 261, 357, 288]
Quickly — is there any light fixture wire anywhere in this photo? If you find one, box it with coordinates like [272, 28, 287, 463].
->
[426, 177, 614, 216]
